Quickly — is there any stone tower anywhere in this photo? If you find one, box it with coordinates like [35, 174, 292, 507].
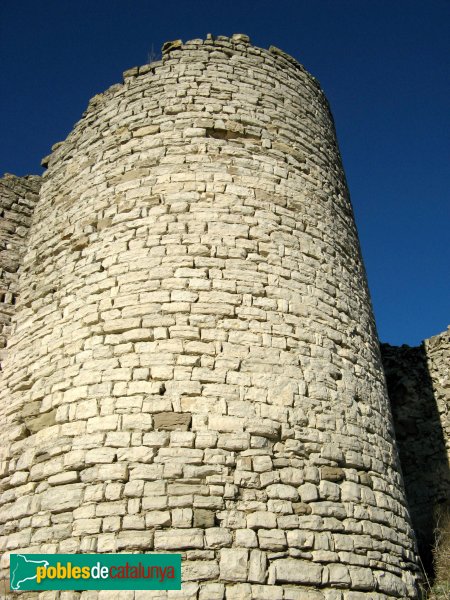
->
[0, 35, 421, 598]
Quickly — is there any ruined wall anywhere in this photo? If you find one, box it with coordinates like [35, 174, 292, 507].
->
[382, 327, 450, 574]
[0, 35, 420, 599]
[0, 174, 41, 369]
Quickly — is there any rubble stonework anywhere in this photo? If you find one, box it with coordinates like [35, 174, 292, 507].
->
[0, 35, 422, 598]
[0, 174, 41, 369]
[382, 327, 450, 575]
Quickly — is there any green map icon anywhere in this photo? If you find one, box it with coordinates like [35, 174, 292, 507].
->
[10, 555, 49, 590]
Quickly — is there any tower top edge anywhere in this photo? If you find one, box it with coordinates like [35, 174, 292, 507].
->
[39, 33, 325, 172]
[120, 33, 320, 89]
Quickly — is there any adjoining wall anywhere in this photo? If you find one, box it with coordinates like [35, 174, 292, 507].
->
[0, 35, 421, 599]
[382, 327, 450, 575]
[0, 174, 41, 369]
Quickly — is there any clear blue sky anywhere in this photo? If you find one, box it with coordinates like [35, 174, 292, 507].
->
[1, 0, 448, 346]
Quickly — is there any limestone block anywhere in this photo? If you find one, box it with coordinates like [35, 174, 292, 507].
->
[267, 484, 299, 500]
[251, 584, 283, 599]
[247, 511, 277, 529]
[48, 471, 79, 486]
[319, 480, 341, 501]
[81, 463, 128, 482]
[217, 433, 250, 451]
[235, 528, 258, 548]
[276, 515, 299, 529]
[274, 558, 323, 584]
[341, 482, 361, 502]
[311, 501, 346, 519]
[279, 467, 303, 486]
[299, 482, 319, 502]
[183, 560, 219, 581]
[328, 564, 351, 587]
[73, 518, 102, 535]
[284, 590, 325, 600]
[85, 448, 116, 464]
[248, 549, 267, 583]
[193, 509, 215, 528]
[145, 511, 171, 527]
[225, 583, 252, 600]
[205, 527, 232, 548]
[258, 529, 287, 550]
[286, 530, 314, 549]
[40, 484, 84, 513]
[321, 467, 345, 482]
[219, 548, 249, 582]
[153, 412, 192, 431]
[172, 508, 193, 528]
[116, 530, 153, 550]
[122, 413, 153, 430]
[252, 456, 273, 473]
[154, 529, 203, 550]
[198, 583, 225, 600]
[349, 566, 375, 590]
[375, 571, 407, 596]
[24, 409, 57, 433]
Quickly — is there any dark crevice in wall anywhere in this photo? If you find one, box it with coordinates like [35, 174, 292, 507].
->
[382, 341, 450, 580]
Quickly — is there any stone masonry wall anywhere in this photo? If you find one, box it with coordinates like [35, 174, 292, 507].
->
[382, 327, 450, 575]
[0, 35, 420, 599]
[0, 174, 41, 369]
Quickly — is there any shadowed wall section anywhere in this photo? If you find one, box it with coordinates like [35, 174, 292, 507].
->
[382, 328, 450, 578]
[0, 174, 41, 371]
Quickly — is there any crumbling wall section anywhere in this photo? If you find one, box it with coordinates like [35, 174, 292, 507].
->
[0, 174, 41, 369]
[382, 327, 450, 573]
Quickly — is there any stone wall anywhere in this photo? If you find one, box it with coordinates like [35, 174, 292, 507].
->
[382, 327, 450, 575]
[0, 174, 41, 370]
[0, 35, 420, 598]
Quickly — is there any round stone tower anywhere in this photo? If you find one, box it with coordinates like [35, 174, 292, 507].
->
[0, 35, 420, 598]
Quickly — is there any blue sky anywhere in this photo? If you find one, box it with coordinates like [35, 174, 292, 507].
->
[1, 0, 448, 346]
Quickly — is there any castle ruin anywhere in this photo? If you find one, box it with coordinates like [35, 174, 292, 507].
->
[0, 34, 448, 599]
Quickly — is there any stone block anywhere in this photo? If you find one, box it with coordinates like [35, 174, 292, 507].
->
[219, 548, 248, 582]
[321, 467, 345, 482]
[40, 484, 84, 513]
[154, 529, 203, 550]
[199, 583, 225, 600]
[299, 482, 319, 502]
[116, 530, 153, 550]
[248, 549, 267, 583]
[274, 558, 323, 584]
[258, 529, 286, 551]
[183, 560, 219, 581]
[349, 566, 375, 590]
[205, 527, 232, 548]
[328, 564, 351, 587]
[194, 509, 215, 528]
[247, 511, 277, 529]
[154, 412, 192, 431]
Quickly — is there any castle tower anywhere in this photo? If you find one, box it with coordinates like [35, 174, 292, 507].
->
[0, 35, 420, 598]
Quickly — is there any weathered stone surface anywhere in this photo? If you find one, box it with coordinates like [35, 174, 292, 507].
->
[153, 412, 192, 431]
[248, 549, 267, 583]
[154, 529, 203, 550]
[321, 467, 345, 482]
[274, 558, 323, 584]
[219, 548, 248, 582]
[40, 485, 84, 512]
